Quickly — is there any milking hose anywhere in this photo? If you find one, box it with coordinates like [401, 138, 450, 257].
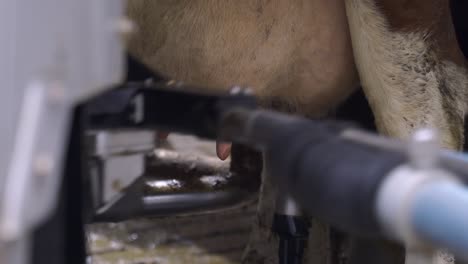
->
[220, 108, 468, 261]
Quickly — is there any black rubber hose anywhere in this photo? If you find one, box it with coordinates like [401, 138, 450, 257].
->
[272, 214, 310, 264]
[237, 110, 406, 237]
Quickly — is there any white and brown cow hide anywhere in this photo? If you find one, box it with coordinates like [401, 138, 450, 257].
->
[125, 0, 468, 263]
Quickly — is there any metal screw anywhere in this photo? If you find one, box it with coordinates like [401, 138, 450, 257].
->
[230, 86, 254, 95]
[34, 154, 54, 178]
[166, 80, 176, 86]
[166, 80, 185, 89]
[229, 86, 243, 94]
[242, 87, 254, 95]
[408, 128, 440, 169]
[47, 81, 66, 104]
[116, 17, 137, 35]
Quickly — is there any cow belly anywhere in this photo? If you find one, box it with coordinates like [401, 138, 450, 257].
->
[126, 0, 360, 117]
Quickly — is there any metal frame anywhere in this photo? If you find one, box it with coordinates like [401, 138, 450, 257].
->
[0, 1, 125, 263]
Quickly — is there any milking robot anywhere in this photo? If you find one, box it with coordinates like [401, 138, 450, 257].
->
[2, 1, 468, 264]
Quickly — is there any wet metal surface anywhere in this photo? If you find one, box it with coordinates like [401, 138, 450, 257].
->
[87, 204, 256, 264]
[144, 148, 258, 194]
[87, 134, 258, 263]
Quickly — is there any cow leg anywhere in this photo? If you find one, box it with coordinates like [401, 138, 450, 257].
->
[241, 159, 280, 264]
[344, 0, 467, 148]
[345, 0, 468, 263]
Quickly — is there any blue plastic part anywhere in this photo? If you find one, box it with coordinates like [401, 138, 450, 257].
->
[411, 181, 468, 261]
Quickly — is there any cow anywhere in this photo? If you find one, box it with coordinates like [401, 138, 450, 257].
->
[124, 0, 468, 263]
